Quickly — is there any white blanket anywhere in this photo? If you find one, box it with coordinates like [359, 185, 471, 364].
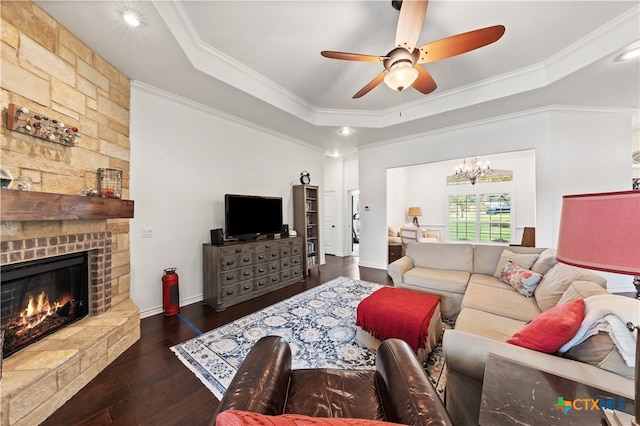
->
[558, 294, 639, 367]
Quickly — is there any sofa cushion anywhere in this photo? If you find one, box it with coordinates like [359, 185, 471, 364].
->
[402, 268, 469, 294]
[530, 248, 558, 275]
[534, 263, 607, 311]
[454, 307, 527, 342]
[562, 332, 635, 380]
[473, 245, 543, 276]
[407, 243, 473, 272]
[501, 261, 542, 297]
[493, 249, 540, 278]
[506, 299, 585, 353]
[388, 225, 400, 237]
[216, 410, 405, 426]
[557, 280, 610, 305]
[462, 279, 542, 322]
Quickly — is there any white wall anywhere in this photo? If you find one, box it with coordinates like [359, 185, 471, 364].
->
[130, 83, 325, 317]
[359, 108, 634, 292]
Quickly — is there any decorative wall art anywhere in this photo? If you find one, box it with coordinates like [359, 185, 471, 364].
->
[4, 104, 81, 147]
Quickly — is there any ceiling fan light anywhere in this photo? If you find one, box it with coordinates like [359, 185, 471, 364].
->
[384, 61, 418, 92]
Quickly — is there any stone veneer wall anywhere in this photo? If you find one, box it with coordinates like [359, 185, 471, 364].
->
[1, 2, 139, 425]
[1, 2, 131, 304]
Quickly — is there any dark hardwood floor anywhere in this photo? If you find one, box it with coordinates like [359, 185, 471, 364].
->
[42, 255, 392, 426]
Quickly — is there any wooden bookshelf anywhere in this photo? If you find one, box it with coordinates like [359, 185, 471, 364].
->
[293, 184, 320, 275]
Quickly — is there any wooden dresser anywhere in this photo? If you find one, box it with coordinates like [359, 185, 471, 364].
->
[203, 236, 303, 311]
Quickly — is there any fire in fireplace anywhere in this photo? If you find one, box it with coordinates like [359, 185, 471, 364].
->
[1, 252, 89, 358]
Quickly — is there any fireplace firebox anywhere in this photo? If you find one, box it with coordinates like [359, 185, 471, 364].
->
[1, 252, 89, 358]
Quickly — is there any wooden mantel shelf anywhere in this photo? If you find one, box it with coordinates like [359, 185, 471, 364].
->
[1, 189, 134, 221]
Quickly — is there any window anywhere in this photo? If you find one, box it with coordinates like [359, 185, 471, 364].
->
[449, 193, 512, 243]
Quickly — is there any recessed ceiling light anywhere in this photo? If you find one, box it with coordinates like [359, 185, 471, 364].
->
[615, 40, 640, 62]
[339, 127, 352, 136]
[122, 9, 141, 27]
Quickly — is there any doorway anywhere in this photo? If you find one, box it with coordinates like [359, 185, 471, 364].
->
[349, 190, 360, 256]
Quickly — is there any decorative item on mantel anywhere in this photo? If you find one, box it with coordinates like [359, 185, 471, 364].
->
[5, 104, 81, 146]
[14, 176, 32, 190]
[96, 168, 123, 199]
[1, 167, 13, 188]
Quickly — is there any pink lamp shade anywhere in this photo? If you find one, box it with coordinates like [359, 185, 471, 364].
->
[556, 191, 640, 275]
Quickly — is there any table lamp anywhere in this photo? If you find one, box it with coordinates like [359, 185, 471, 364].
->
[556, 190, 640, 425]
[407, 206, 422, 228]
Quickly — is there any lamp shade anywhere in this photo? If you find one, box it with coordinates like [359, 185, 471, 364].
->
[556, 191, 640, 275]
[407, 207, 422, 217]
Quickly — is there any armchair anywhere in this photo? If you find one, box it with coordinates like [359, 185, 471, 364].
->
[211, 335, 452, 425]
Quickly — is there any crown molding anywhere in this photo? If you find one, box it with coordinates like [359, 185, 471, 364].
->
[359, 104, 637, 152]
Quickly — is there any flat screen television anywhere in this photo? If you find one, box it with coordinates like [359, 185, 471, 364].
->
[225, 194, 283, 240]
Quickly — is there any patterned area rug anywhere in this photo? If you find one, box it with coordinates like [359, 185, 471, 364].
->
[171, 277, 451, 401]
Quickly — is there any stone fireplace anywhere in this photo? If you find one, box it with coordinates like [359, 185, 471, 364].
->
[1, 2, 138, 424]
[0, 193, 139, 426]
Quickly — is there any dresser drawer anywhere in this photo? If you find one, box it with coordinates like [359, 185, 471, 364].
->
[267, 273, 280, 286]
[254, 276, 269, 291]
[280, 258, 292, 270]
[221, 254, 238, 271]
[255, 241, 278, 251]
[221, 245, 254, 256]
[219, 284, 238, 301]
[268, 260, 280, 274]
[238, 253, 253, 267]
[237, 281, 254, 296]
[268, 249, 280, 261]
[280, 246, 293, 257]
[220, 270, 238, 286]
[280, 269, 294, 281]
[254, 264, 269, 277]
[238, 266, 254, 281]
[254, 250, 268, 264]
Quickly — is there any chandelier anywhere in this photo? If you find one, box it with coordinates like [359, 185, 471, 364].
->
[453, 157, 493, 185]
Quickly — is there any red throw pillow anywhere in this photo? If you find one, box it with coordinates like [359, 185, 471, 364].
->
[506, 299, 585, 353]
[216, 410, 407, 426]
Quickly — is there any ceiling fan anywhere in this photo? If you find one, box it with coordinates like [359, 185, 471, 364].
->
[321, 0, 505, 99]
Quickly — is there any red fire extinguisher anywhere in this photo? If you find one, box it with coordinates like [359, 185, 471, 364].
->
[162, 267, 180, 316]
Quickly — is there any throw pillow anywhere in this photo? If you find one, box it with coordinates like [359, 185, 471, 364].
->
[216, 410, 407, 426]
[493, 249, 540, 278]
[501, 261, 542, 297]
[530, 248, 558, 275]
[534, 263, 607, 312]
[506, 299, 585, 353]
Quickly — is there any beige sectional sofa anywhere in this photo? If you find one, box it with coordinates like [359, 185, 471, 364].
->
[387, 242, 636, 426]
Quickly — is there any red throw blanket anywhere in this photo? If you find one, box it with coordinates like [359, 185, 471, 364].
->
[356, 287, 440, 352]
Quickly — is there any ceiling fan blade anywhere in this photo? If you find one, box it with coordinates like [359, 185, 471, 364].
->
[417, 25, 506, 64]
[353, 71, 388, 99]
[395, 0, 428, 52]
[412, 65, 437, 94]
[321, 51, 387, 63]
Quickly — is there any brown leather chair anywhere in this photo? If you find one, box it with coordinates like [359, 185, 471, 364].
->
[211, 335, 453, 425]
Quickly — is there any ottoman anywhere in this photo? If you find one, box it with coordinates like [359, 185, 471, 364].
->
[355, 286, 442, 363]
